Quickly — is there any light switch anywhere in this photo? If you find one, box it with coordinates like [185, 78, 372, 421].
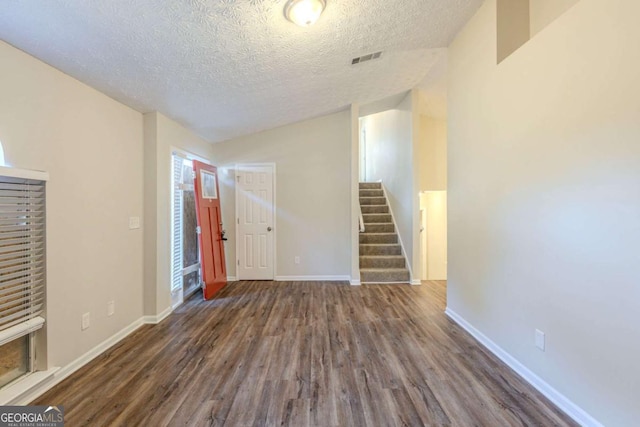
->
[82, 312, 90, 330]
[129, 216, 141, 230]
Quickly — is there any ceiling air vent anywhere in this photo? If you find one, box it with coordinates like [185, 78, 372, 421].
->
[351, 51, 383, 65]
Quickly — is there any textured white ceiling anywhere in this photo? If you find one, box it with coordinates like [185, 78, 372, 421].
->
[0, 0, 481, 142]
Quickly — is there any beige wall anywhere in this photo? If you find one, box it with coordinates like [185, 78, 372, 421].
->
[361, 93, 417, 277]
[211, 111, 352, 279]
[417, 116, 448, 281]
[0, 41, 143, 368]
[497, 0, 530, 63]
[448, 0, 640, 425]
[143, 112, 213, 315]
[418, 116, 447, 191]
[351, 105, 361, 283]
[530, 0, 580, 36]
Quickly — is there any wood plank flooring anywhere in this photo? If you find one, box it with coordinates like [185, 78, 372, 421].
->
[34, 281, 577, 426]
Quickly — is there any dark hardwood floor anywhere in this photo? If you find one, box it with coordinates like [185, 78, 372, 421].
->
[34, 281, 577, 426]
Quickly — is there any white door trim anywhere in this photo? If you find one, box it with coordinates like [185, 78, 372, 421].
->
[170, 146, 211, 164]
[420, 207, 428, 281]
[235, 163, 277, 280]
[169, 148, 212, 309]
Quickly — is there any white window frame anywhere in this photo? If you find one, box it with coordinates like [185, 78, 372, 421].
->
[0, 165, 48, 388]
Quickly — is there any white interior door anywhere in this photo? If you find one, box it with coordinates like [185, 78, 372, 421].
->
[236, 165, 275, 280]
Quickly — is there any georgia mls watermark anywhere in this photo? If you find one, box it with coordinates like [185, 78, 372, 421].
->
[0, 406, 64, 427]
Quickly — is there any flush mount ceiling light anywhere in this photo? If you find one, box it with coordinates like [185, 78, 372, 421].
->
[284, 0, 326, 27]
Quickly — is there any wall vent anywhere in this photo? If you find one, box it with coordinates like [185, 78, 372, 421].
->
[351, 51, 383, 65]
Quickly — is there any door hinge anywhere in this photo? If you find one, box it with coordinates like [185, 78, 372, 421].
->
[237, 218, 239, 225]
[196, 226, 201, 234]
[236, 175, 240, 183]
[237, 260, 240, 266]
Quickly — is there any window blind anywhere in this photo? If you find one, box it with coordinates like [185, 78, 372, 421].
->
[0, 176, 45, 333]
[171, 154, 183, 292]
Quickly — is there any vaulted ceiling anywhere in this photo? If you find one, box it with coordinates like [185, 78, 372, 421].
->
[0, 0, 481, 142]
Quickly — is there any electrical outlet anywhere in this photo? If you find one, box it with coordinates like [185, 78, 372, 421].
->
[82, 312, 90, 330]
[294, 256, 300, 265]
[535, 329, 545, 351]
[129, 216, 141, 230]
[107, 301, 115, 317]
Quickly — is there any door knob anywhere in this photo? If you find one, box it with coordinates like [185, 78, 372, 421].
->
[267, 227, 272, 232]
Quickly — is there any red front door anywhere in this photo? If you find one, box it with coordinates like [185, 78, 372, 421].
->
[193, 161, 227, 299]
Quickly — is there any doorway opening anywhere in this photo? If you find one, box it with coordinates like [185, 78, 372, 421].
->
[171, 152, 203, 307]
[419, 191, 447, 281]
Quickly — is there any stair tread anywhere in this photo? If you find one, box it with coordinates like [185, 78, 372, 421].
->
[358, 186, 407, 280]
[361, 227, 394, 230]
[361, 224, 395, 232]
[360, 255, 404, 258]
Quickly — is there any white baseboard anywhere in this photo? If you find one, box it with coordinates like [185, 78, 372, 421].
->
[274, 275, 350, 282]
[227, 276, 237, 281]
[445, 308, 603, 427]
[410, 279, 422, 285]
[13, 317, 145, 405]
[12, 307, 177, 406]
[142, 306, 172, 325]
[0, 368, 59, 405]
[350, 279, 361, 286]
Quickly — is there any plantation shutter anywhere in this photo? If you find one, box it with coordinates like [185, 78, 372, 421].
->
[171, 154, 183, 291]
[0, 174, 46, 334]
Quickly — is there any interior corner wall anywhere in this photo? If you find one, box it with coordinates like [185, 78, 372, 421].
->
[448, 0, 640, 425]
[418, 116, 448, 192]
[497, 0, 530, 63]
[0, 40, 144, 369]
[143, 114, 158, 316]
[417, 114, 448, 281]
[143, 112, 213, 315]
[350, 105, 361, 283]
[530, 0, 580, 36]
[361, 93, 416, 275]
[210, 111, 351, 279]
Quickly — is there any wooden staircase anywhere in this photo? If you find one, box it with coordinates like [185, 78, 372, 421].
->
[359, 182, 410, 283]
